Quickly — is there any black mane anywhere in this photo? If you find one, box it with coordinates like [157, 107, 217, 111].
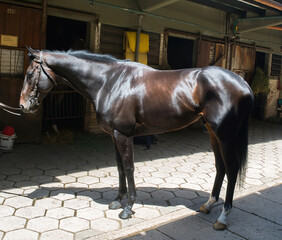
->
[67, 50, 127, 63]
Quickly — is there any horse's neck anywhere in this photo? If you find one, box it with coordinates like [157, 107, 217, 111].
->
[46, 54, 108, 102]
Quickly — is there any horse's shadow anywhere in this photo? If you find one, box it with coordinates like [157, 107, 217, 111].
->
[25, 185, 220, 212]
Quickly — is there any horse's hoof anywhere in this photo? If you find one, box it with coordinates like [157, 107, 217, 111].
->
[109, 200, 122, 210]
[199, 205, 210, 214]
[213, 221, 227, 231]
[118, 207, 134, 219]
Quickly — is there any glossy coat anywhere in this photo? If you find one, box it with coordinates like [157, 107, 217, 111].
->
[20, 48, 254, 229]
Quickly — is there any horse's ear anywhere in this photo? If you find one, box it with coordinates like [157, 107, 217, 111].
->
[26, 46, 39, 59]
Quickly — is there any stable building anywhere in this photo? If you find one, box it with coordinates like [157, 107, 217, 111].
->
[0, 0, 281, 142]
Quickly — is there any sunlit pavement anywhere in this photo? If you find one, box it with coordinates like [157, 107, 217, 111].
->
[0, 120, 281, 240]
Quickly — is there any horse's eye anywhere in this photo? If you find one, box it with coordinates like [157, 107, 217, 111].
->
[27, 72, 33, 78]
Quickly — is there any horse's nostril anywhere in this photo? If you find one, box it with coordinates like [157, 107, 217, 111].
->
[20, 105, 24, 110]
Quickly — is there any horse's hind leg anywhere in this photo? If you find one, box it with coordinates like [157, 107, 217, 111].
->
[200, 126, 225, 214]
[213, 140, 239, 231]
[113, 130, 136, 219]
[109, 139, 127, 210]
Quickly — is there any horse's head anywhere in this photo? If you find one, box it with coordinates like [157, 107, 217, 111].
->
[20, 47, 57, 113]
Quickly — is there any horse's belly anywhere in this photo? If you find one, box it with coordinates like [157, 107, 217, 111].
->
[135, 111, 202, 136]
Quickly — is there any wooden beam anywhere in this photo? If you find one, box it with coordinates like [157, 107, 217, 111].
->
[242, 0, 282, 13]
[253, 0, 282, 11]
[185, 0, 246, 17]
[267, 25, 282, 30]
[214, 0, 265, 16]
[141, 0, 180, 12]
[234, 16, 282, 34]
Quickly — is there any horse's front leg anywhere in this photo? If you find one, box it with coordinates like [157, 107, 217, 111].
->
[113, 130, 136, 219]
[109, 139, 127, 210]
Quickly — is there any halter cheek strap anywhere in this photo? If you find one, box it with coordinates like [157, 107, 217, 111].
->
[35, 51, 57, 86]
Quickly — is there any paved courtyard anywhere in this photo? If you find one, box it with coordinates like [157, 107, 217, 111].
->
[0, 120, 281, 240]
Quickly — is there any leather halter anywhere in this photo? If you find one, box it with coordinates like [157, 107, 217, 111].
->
[34, 51, 57, 86]
[0, 52, 57, 116]
[25, 51, 57, 111]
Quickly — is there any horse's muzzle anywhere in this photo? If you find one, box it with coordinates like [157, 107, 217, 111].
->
[20, 97, 39, 114]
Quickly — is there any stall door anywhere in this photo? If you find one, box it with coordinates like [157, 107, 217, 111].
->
[0, 3, 45, 142]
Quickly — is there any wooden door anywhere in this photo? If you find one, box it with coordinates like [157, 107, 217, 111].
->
[231, 45, 256, 83]
[0, 3, 46, 143]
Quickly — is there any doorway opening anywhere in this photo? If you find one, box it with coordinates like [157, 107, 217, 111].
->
[43, 16, 87, 133]
[167, 36, 194, 69]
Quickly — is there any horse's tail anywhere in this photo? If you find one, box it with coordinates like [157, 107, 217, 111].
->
[237, 94, 254, 186]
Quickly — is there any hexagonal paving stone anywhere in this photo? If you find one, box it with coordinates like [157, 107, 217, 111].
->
[99, 176, 118, 185]
[164, 176, 186, 185]
[25, 188, 50, 199]
[15, 206, 45, 219]
[78, 176, 99, 185]
[185, 177, 206, 185]
[46, 207, 74, 219]
[168, 197, 193, 207]
[63, 198, 90, 210]
[89, 170, 108, 178]
[0, 205, 15, 217]
[0, 180, 14, 188]
[60, 217, 89, 232]
[151, 171, 171, 178]
[45, 169, 66, 177]
[134, 207, 160, 220]
[67, 170, 88, 177]
[56, 175, 76, 184]
[4, 229, 38, 240]
[152, 166, 174, 173]
[151, 190, 175, 200]
[35, 198, 62, 209]
[143, 177, 165, 185]
[0, 167, 21, 175]
[50, 189, 76, 201]
[7, 174, 30, 182]
[137, 166, 157, 173]
[102, 190, 118, 200]
[163, 161, 181, 168]
[77, 207, 104, 220]
[134, 171, 151, 178]
[21, 168, 43, 176]
[91, 218, 120, 232]
[135, 190, 152, 201]
[30, 175, 54, 184]
[0, 216, 26, 231]
[170, 171, 191, 179]
[36, 163, 57, 171]
[40, 229, 74, 240]
[27, 217, 58, 232]
[173, 189, 198, 199]
[244, 178, 263, 186]
[180, 182, 204, 191]
[4, 196, 33, 208]
[14, 181, 38, 189]
[64, 182, 88, 191]
[77, 190, 101, 200]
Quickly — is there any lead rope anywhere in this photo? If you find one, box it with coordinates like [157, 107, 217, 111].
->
[0, 102, 22, 116]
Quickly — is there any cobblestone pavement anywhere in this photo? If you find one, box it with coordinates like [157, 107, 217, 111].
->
[0, 120, 281, 240]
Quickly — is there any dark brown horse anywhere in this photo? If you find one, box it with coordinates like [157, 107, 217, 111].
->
[20, 48, 254, 230]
